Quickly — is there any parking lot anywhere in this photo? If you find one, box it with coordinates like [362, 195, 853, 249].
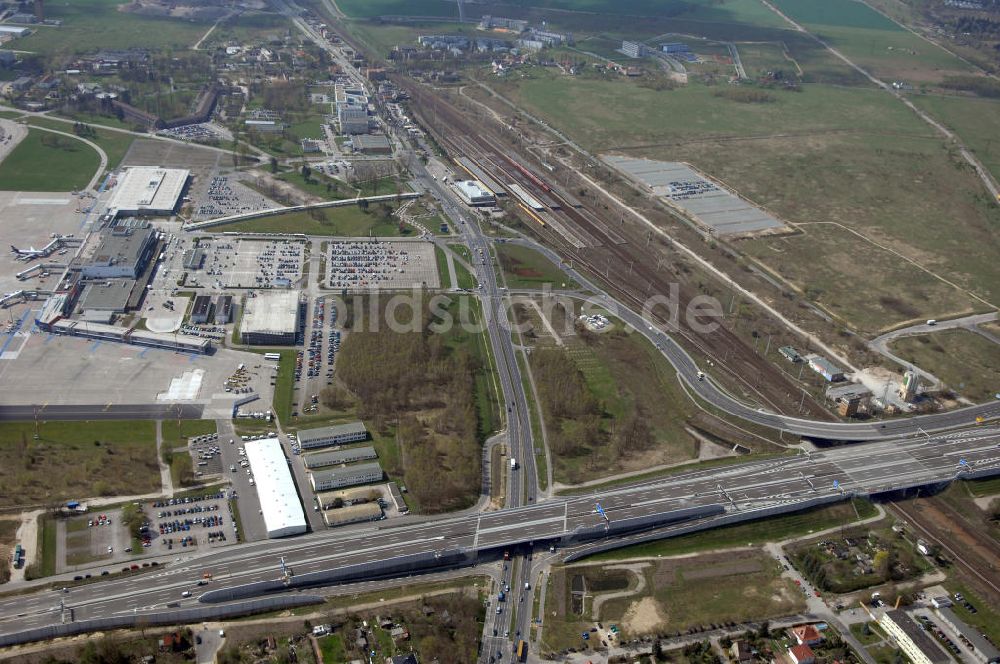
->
[188, 431, 225, 478]
[192, 238, 305, 289]
[143, 489, 236, 553]
[157, 123, 232, 145]
[295, 296, 341, 412]
[604, 155, 789, 237]
[325, 239, 439, 290]
[194, 176, 277, 220]
[59, 511, 131, 573]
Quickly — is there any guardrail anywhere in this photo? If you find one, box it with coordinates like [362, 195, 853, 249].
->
[0, 594, 323, 648]
[200, 548, 476, 603]
[563, 496, 843, 562]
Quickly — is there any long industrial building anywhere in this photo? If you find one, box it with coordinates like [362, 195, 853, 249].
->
[298, 422, 368, 449]
[107, 167, 189, 216]
[322, 503, 383, 527]
[239, 291, 302, 345]
[310, 461, 383, 492]
[303, 445, 378, 469]
[879, 610, 951, 664]
[244, 438, 308, 538]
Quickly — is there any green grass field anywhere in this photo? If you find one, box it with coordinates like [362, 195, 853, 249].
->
[890, 330, 1000, 403]
[341, 0, 786, 26]
[529, 314, 701, 484]
[217, 205, 407, 236]
[587, 498, 877, 561]
[0, 129, 99, 191]
[658, 129, 1000, 330]
[543, 551, 803, 650]
[336, 0, 457, 18]
[448, 244, 478, 289]
[490, 70, 914, 150]
[910, 93, 1000, 183]
[161, 420, 217, 445]
[26, 118, 135, 170]
[0, 421, 159, 508]
[496, 243, 578, 289]
[435, 245, 452, 289]
[52, 109, 140, 131]
[769, 0, 901, 30]
[317, 634, 348, 661]
[741, 220, 981, 334]
[275, 169, 354, 200]
[14, 0, 207, 57]
[769, 0, 971, 82]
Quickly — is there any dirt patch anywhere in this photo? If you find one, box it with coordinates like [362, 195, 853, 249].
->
[683, 559, 763, 580]
[247, 170, 323, 206]
[621, 596, 667, 635]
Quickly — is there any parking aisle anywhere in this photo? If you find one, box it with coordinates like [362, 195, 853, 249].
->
[216, 419, 268, 543]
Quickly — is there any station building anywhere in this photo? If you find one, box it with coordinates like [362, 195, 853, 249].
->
[454, 180, 496, 207]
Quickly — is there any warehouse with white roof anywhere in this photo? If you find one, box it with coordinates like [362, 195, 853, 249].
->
[108, 166, 190, 216]
[244, 437, 307, 538]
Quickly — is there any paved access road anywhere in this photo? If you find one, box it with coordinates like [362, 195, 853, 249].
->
[1, 427, 997, 642]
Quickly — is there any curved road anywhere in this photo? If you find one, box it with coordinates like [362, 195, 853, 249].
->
[498, 237, 1000, 441]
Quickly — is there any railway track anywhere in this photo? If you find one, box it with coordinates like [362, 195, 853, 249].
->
[404, 81, 833, 421]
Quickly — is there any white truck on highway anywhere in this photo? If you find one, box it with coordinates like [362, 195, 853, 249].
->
[510, 458, 517, 470]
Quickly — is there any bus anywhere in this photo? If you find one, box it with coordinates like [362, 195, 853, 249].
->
[516, 640, 527, 662]
[263, 352, 281, 361]
[12, 544, 22, 568]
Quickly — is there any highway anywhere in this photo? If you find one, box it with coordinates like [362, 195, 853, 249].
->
[400, 147, 540, 661]
[1, 427, 997, 645]
[2, 4, 993, 656]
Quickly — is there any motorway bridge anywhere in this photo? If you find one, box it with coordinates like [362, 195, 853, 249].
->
[2, 427, 998, 646]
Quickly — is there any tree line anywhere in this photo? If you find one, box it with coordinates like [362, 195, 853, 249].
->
[530, 345, 655, 461]
[335, 297, 485, 512]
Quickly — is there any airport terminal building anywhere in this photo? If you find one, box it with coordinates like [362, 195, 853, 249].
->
[107, 166, 189, 216]
[80, 227, 157, 279]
